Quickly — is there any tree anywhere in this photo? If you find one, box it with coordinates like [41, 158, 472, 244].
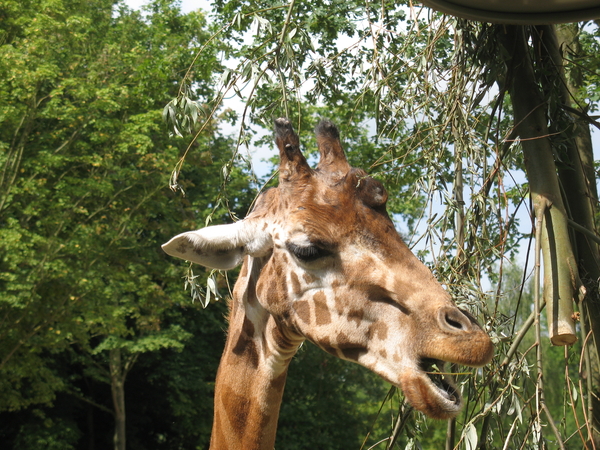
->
[0, 0, 253, 448]
[492, 23, 600, 448]
[169, 0, 600, 448]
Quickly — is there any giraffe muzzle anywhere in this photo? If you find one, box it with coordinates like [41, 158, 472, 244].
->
[425, 305, 494, 367]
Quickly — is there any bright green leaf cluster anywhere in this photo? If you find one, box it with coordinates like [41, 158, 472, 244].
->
[0, 0, 251, 429]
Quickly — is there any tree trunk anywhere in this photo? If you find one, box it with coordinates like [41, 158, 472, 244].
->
[499, 25, 580, 346]
[543, 23, 600, 447]
[110, 348, 127, 450]
[498, 23, 600, 447]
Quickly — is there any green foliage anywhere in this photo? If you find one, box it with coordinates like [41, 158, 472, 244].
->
[278, 342, 388, 449]
[484, 263, 586, 450]
[12, 415, 82, 450]
[0, 0, 252, 447]
[0, 0, 221, 411]
[3, 0, 600, 448]
[566, 23, 600, 110]
[119, 302, 230, 448]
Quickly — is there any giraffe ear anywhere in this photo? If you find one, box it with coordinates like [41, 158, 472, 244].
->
[162, 221, 272, 270]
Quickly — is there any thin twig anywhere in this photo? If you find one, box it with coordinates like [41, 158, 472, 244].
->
[386, 405, 413, 450]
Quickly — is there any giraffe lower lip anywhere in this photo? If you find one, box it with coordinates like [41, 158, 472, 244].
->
[398, 358, 462, 419]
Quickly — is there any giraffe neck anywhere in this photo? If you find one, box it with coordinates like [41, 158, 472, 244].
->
[210, 257, 303, 450]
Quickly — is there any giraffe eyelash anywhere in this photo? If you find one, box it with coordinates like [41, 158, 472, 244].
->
[286, 242, 332, 262]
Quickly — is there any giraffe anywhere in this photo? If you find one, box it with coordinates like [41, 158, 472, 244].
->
[162, 118, 494, 449]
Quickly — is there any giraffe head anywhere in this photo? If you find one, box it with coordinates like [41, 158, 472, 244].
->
[163, 118, 493, 420]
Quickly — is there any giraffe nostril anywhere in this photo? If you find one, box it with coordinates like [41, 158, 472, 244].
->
[438, 306, 472, 334]
[446, 315, 464, 330]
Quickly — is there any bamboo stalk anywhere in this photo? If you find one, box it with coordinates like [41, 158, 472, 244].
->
[499, 25, 578, 346]
[535, 200, 567, 449]
[550, 23, 600, 446]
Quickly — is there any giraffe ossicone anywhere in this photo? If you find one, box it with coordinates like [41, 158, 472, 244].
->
[163, 118, 493, 449]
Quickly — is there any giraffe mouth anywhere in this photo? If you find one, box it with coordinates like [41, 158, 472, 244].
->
[399, 358, 462, 419]
[420, 358, 459, 404]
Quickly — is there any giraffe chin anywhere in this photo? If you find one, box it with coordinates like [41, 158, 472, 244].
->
[399, 359, 462, 420]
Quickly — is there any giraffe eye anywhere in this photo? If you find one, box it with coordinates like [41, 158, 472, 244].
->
[286, 242, 331, 262]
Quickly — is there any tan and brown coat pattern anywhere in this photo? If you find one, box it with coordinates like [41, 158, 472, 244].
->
[162, 118, 494, 450]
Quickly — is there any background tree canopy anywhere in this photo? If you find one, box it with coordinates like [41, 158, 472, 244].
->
[2, 0, 600, 449]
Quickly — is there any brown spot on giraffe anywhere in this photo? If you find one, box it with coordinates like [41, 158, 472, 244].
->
[369, 322, 388, 341]
[333, 332, 367, 361]
[293, 300, 311, 325]
[303, 272, 316, 284]
[347, 308, 364, 327]
[162, 118, 494, 449]
[228, 312, 260, 370]
[221, 384, 250, 437]
[341, 346, 367, 362]
[313, 291, 332, 326]
[242, 315, 255, 337]
[289, 271, 301, 295]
